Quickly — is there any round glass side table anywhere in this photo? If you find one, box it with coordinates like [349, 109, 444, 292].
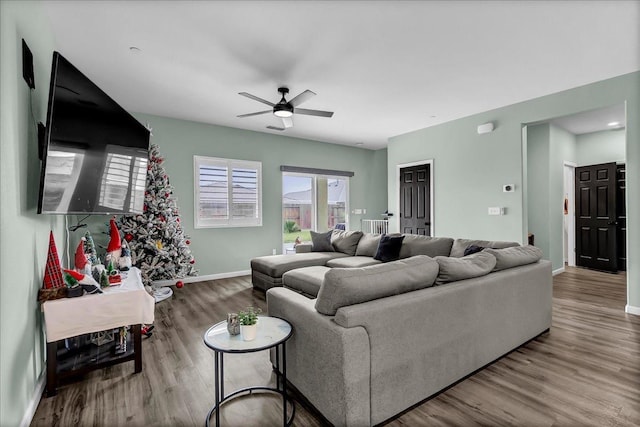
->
[203, 316, 294, 426]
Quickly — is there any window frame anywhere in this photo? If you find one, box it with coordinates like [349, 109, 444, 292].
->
[194, 155, 263, 228]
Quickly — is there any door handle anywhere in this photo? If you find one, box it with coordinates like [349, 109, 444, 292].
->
[424, 222, 431, 226]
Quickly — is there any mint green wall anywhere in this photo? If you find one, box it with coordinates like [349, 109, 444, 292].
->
[0, 1, 58, 425]
[77, 113, 387, 277]
[577, 129, 626, 166]
[549, 124, 577, 271]
[388, 71, 640, 311]
[526, 124, 551, 264]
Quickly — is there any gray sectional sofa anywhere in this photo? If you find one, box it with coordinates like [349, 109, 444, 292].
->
[252, 231, 552, 426]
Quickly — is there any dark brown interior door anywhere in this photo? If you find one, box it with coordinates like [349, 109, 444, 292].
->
[575, 162, 617, 272]
[399, 164, 430, 236]
[617, 164, 626, 271]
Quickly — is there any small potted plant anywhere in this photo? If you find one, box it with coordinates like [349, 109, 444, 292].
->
[238, 306, 262, 341]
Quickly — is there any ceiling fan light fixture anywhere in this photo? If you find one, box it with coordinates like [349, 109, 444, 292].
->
[273, 106, 293, 118]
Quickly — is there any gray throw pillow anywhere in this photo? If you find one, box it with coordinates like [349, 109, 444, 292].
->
[434, 252, 497, 285]
[331, 230, 364, 256]
[355, 233, 382, 257]
[315, 255, 439, 315]
[483, 246, 543, 271]
[310, 230, 334, 252]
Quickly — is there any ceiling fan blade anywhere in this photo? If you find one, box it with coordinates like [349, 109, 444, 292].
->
[288, 90, 316, 107]
[266, 125, 285, 131]
[295, 108, 334, 118]
[238, 92, 275, 107]
[282, 117, 293, 128]
[237, 110, 271, 118]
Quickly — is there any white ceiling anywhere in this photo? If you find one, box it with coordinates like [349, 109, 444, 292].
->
[550, 103, 626, 135]
[43, 1, 640, 150]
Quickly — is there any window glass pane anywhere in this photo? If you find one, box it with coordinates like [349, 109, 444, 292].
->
[327, 178, 347, 229]
[199, 164, 228, 220]
[232, 168, 258, 219]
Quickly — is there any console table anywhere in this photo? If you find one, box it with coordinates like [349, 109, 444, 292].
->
[203, 316, 294, 426]
[42, 267, 154, 396]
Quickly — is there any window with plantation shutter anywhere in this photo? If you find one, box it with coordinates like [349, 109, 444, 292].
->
[194, 156, 262, 228]
[99, 147, 148, 212]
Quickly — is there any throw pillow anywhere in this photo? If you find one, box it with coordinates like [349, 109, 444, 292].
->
[374, 234, 405, 262]
[434, 252, 497, 285]
[310, 230, 334, 252]
[331, 230, 364, 256]
[463, 244, 485, 256]
[482, 245, 543, 271]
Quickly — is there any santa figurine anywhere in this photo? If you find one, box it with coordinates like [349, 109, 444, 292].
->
[74, 237, 92, 276]
[105, 218, 122, 269]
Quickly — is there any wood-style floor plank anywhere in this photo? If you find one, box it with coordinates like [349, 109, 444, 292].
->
[31, 267, 640, 426]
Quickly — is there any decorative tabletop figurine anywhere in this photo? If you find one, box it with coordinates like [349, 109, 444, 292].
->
[227, 313, 240, 336]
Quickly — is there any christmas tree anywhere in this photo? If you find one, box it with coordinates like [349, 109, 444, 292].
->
[117, 144, 197, 285]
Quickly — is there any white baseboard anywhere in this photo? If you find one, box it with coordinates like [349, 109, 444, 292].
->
[151, 270, 251, 286]
[20, 370, 46, 427]
[625, 305, 640, 316]
[552, 267, 565, 276]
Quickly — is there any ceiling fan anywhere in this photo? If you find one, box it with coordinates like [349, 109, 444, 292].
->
[237, 87, 334, 131]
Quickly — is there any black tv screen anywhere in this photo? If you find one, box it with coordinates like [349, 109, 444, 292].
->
[38, 52, 150, 214]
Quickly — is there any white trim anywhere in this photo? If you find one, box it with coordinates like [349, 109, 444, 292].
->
[563, 161, 577, 267]
[625, 305, 640, 316]
[552, 267, 565, 276]
[151, 270, 251, 286]
[395, 159, 435, 236]
[20, 371, 46, 427]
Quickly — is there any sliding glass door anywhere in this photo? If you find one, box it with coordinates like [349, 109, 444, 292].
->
[282, 173, 349, 252]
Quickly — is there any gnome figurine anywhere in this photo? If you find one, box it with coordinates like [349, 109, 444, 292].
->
[106, 218, 122, 268]
[118, 240, 132, 271]
[74, 237, 92, 276]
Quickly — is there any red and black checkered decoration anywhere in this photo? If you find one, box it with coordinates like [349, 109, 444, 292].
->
[43, 231, 64, 289]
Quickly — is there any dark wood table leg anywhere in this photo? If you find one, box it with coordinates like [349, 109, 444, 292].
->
[46, 341, 57, 397]
[133, 324, 142, 373]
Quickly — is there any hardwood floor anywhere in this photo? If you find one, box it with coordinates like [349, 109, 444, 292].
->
[31, 267, 640, 426]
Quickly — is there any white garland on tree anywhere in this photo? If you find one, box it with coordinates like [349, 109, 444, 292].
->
[117, 144, 197, 287]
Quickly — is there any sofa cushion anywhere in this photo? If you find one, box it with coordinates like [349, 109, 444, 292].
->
[398, 235, 455, 259]
[326, 256, 381, 268]
[283, 266, 330, 298]
[374, 234, 405, 262]
[251, 252, 348, 278]
[450, 238, 520, 258]
[434, 252, 497, 285]
[315, 255, 439, 315]
[355, 233, 382, 257]
[331, 230, 364, 256]
[311, 230, 334, 252]
[483, 245, 543, 271]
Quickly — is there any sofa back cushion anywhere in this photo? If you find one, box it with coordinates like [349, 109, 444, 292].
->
[398, 235, 454, 259]
[483, 245, 543, 271]
[355, 233, 382, 257]
[434, 252, 496, 285]
[331, 230, 364, 256]
[315, 255, 439, 315]
[450, 238, 519, 258]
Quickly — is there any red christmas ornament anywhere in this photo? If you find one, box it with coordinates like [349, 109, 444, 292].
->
[143, 205, 148, 212]
[165, 192, 169, 198]
[189, 259, 195, 264]
[186, 240, 190, 245]
[175, 280, 184, 289]
[125, 233, 134, 242]
[176, 218, 180, 222]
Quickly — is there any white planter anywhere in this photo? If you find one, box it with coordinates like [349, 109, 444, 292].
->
[240, 323, 258, 341]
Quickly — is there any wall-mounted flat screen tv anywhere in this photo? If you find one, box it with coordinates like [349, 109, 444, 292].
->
[37, 52, 150, 214]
